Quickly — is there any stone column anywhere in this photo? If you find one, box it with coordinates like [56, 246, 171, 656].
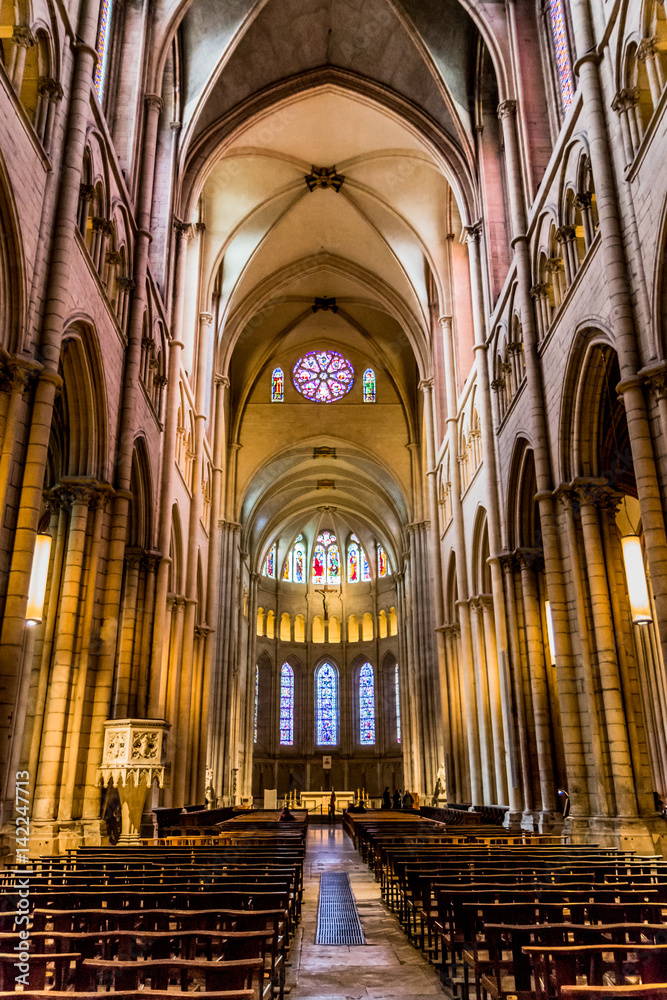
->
[480, 596, 509, 806]
[499, 552, 534, 813]
[469, 598, 494, 803]
[32, 481, 95, 823]
[113, 547, 144, 718]
[570, 0, 667, 680]
[498, 98, 589, 815]
[575, 482, 638, 818]
[440, 315, 482, 805]
[637, 37, 662, 108]
[10, 25, 35, 93]
[611, 89, 640, 163]
[465, 221, 519, 817]
[0, 361, 38, 521]
[149, 220, 193, 718]
[0, 0, 101, 823]
[516, 549, 558, 818]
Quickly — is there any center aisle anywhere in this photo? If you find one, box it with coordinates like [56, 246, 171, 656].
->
[286, 825, 448, 999]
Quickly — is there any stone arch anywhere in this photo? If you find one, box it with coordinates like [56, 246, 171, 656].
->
[50, 328, 108, 482]
[169, 502, 184, 593]
[128, 437, 153, 549]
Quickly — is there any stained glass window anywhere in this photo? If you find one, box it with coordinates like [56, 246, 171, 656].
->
[263, 543, 276, 578]
[363, 368, 376, 403]
[280, 663, 294, 745]
[327, 545, 341, 585]
[348, 543, 359, 582]
[93, 0, 113, 99]
[312, 532, 340, 584]
[549, 0, 574, 112]
[294, 539, 305, 583]
[316, 662, 338, 745]
[378, 545, 388, 577]
[292, 350, 355, 403]
[272, 367, 284, 402]
[282, 556, 290, 580]
[359, 662, 376, 745]
[253, 665, 259, 744]
[361, 550, 371, 581]
[395, 664, 401, 743]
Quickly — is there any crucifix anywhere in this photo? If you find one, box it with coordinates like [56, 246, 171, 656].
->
[314, 582, 338, 621]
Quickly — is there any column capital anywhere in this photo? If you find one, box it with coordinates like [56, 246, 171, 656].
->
[639, 361, 667, 400]
[637, 36, 658, 61]
[497, 99, 517, 120]
[573, 192, 592, 211]
[611, 87, 640, 112]
[143, 550, 162, 573]
[497, 550, 518, 572]
[438, 314, 453, 329]
[514, 546, 544, 571]
[199, 312, 213, 326]
[124, 546, 144, 568]
[215, 373, 230, 389]
[529, 282, 549, 300]
[544, 256, 563, 274]
[92, 216, 114, 237]
[555, 225, 576, 243]
[145, 94, 164, 113]
[37, 76, 63, 100]
[105, 250, 122, 266]
[463, 221, 483, 243]
[12, 25, 35, 47]
[418, 377, 434, 393]
[169, 121, 182, 133]
[173, 218, 194, 240]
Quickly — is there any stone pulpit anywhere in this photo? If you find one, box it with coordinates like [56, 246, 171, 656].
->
[97, 719, 170, 845]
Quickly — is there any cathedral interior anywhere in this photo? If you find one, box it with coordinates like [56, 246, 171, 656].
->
[1, 0, 667, 861]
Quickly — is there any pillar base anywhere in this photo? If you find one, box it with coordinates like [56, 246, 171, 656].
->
[566, 813, 667, 853]
[521, 809, 565, 834]
[502, 809, 524, 830]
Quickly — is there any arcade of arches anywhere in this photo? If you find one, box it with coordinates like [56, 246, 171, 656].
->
[1, 0, 667, 856]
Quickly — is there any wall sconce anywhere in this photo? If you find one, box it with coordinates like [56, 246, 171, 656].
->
[621, 534, 652, 624]
[26, 532, 52, 626]
[544, 600, 556, 666]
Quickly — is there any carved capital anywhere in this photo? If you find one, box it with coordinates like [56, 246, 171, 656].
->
[530, 282, 549, 300]
[37, 76, 63, 100]
[173, 218, 194, 240]
[637, 36, 658, 61]
[498, 550, 518, 573]
[305, 165, 345, 192]
[514, 547, 545, 572]
[491, 378, 505, 392]
[199, 312, 213, 326]
[143, 550, 161, 573]
[124, 546, 144, 568]
[92, 216, 114, 237]
[12, 25, 35, 47]
[555, 225, 576, 244]
[215, 373, 230, 389]
[418, 377, 434, 393]
[79, 183, 94, 201]
[105, 250, 122, 266]
[574, 192, 592, 211]
[497, 99, 517, 120]
[612, 86, 640, 112]
[145, 94, 164, 114]
[463, 221, 483, 243]
[117, 276, 135, 291]
[545, 256, 564, 274]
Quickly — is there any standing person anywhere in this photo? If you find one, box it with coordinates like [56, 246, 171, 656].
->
[402, 788, 414, 810]
[328, 789, 336, 824]
[392, 788, 401, 809]
[382, 786, 391, 809]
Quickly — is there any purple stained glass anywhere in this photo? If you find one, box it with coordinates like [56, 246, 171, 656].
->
[316, 662, 338, 745]
[280, 663, 294, 745]
[292, 351, 355, 403]
[348, 545, 359, 582]
[359, 662, 375, 745]
[363, 368, 376, 403]
[549, 0, 574, 111]
[93, 0, 113, 99]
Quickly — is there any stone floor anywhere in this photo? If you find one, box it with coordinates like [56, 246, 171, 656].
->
[285, 825, 449, 1000]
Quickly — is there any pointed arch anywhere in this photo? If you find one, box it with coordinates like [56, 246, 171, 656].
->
[315, 659, 339, 745]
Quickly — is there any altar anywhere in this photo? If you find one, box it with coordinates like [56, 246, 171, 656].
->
[299, 790, 355, 814]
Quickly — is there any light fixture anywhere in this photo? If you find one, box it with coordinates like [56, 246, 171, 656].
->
[544, 600, 556, 665]
[621, 533, 652, 624]
[26, 532, 52, 626]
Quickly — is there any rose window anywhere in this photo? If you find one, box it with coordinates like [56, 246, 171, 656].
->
[292, 350, 355, 402]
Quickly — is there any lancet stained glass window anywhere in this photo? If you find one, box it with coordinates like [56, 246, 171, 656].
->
[361, 550, 371, 581]
[93, 0, 113, 99]
[253, 665, 259, 744]
[263, 543, 276, 578]
[549, 0, 574, 111]
[283, 535, 305, 581]
[348, 542, 360, 582]
[280, 663, 294, 745]
[312, 531, 340, 584]
[272, 367, 284, 402]
[363, 368, 376, 403]
[395, 664, 401, 743]
[292, 350, 354, 403]
[378, 545, 388, 577]
[316, 662, 338, 745]
[359, 662, 376, 744]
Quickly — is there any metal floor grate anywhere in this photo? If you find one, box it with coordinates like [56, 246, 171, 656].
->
[316, 872, 366, 945]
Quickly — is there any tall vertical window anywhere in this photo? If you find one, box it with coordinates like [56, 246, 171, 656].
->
[279, 663, 294, 745]
[316, 662, 338, 745]
[272, 367, 284, 402]
[262, 543, 276, 578]
[363, 368, 376, 403]
[93, 0, 113, 100]
[348, 534, 371, 582]
[312, 531, 340, 584]
[283, 535, 306, 582]
[395, 664, 401, 743]
[378, 545, 388, 577]
[253, 665, 259, 744]
[359, 662, 376, 745]
[549, 0, 574, 111]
